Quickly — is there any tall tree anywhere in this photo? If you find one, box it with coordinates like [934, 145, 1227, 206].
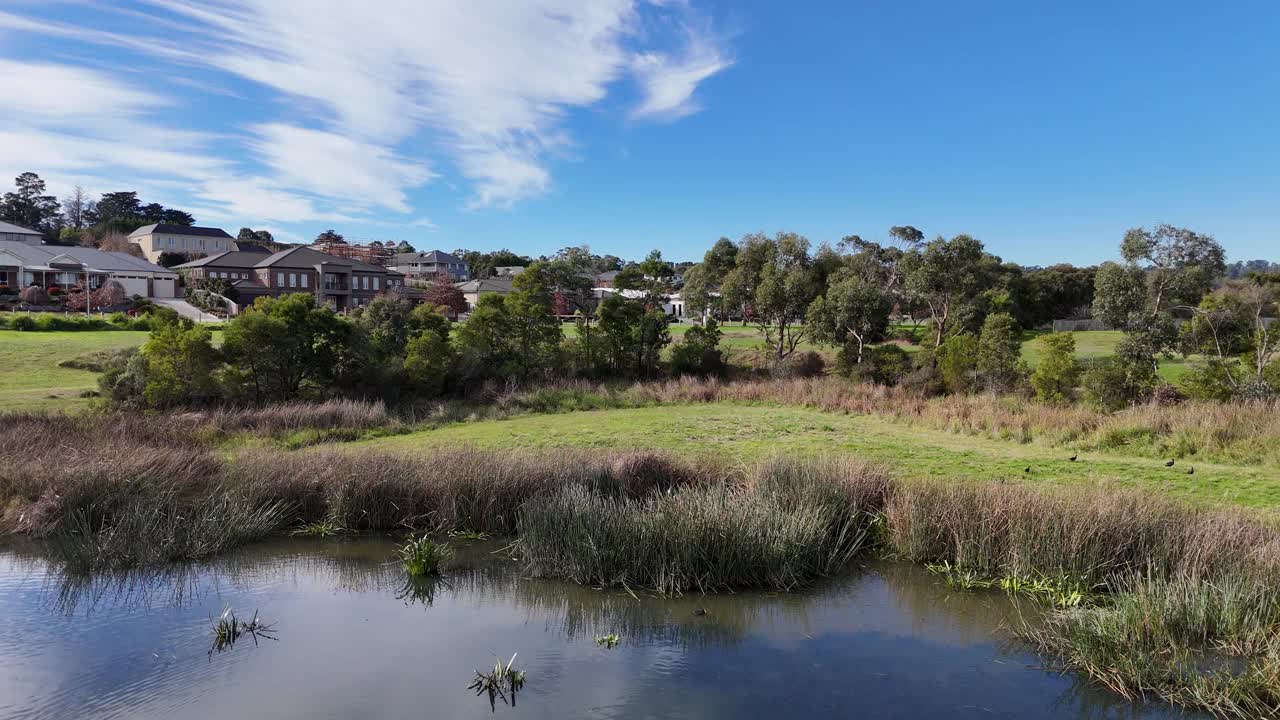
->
[750, 232, 817, 362]
[1121, 224, 1226, 313]
[315, 229, 346, 245]
[806, 269, 891, 364]
[61, 185, 95, 230]
[395, 240, 416, 254]
[1, 172, 61, 232]
[94, 191, 143, 222]
[902, 234, 990, 347]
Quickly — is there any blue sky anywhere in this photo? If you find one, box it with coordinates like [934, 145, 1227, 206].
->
[1, 1, 1276, 265]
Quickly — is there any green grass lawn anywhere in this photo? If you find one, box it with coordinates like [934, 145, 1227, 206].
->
[0, 329, 150, 411]
[355, 403, 1280, 508]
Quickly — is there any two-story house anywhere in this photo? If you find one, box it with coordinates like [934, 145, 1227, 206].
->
[389, 250, 469, 281]
[175, 246, 408, 312]
[128, 224, 237, 264]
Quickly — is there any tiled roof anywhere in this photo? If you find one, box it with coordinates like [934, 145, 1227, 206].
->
[127, 223, 233, 239]
[0, 241, 174, 274]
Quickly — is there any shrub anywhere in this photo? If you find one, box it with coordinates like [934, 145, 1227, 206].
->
[46, 285, 62, 297]
[843, 344, 911, 386]
[1080, 340, 1162, 412]
[771, 350, 825, 378]
[18, 286, 49, 305]
[937, 333, 979, 393]
[10, 315, 35, 331]
[977, 313, 1023, 391]
[669, 318, 725, 377]
[1031, 332, 1081, 403]
[901, 357, 946, 397]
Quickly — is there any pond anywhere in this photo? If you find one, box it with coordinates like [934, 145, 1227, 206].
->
[0, 538, 1204, 719]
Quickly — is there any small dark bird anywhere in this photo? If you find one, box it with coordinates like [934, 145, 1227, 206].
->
[1069, 454, 1078, 462]
[1165, 459, 1176, 467]
[1024, 467, 1031, 473]
[693, 608, 707, 616]
[1186, 467, 1195, 475]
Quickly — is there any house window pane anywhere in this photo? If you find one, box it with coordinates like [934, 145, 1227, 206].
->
[300, 274, 308, 288]
[373, 277, 380, 290]
[289, 273, 297, 288]
[277, 272, 285, 286]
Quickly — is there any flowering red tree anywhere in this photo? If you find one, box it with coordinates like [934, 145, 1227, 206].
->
[423, 273, 466, 317]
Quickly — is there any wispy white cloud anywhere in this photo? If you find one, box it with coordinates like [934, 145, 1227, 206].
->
[0, 0, 732, 224]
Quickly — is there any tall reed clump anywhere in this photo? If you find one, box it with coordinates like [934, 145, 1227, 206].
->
[515, 457, 890, 593]
[1023, 574, 1280, 718]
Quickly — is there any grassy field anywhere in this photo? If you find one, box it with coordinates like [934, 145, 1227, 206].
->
[0, 330, 149, 411]
[356, 403, 1280, 508]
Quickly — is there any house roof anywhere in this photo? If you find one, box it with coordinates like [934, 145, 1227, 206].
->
[0, 241, 175, 274]
[0, 220, 42, 236]
[127, 223, 234, 239]
[174, 246, 402, 275]
[455, 276, 515, 294]
[596, 270, 620, 281]
[393, 250, 466, 264]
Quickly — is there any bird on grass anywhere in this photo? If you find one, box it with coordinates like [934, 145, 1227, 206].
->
[1186, 467, 1195, 475]
[1069, 454, 1078, 462]
[1024, 467, 1031, 473]
[693, 608, 707, 616]
[1164, 459, 1176, 467]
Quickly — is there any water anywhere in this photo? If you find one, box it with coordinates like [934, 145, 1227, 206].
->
[0, 538, 1203, 720]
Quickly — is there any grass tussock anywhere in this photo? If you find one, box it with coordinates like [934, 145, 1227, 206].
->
[1023, 575, 1280, 717]
[397, 536, 452, 577]
[515, 457, 889, 593]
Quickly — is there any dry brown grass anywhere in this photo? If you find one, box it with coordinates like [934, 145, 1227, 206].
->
[621, 377, 1280, 465]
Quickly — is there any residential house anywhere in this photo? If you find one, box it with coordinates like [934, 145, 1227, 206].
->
[455, 276, 514, 312]
[174, 246, 408, 312]
[493, 265, 525, 277]
[390, 250, 469, 281]
[128, 224, 237, 264]
[0, 220, 43, 244]
[0, 241, 178, 298]
[594, 270, 620, 288]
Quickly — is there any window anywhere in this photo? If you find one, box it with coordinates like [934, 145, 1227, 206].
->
[300, 273, 308, 288]
[372, 277, 380, 291]
[362, 276, 370, 290]
[276, 272, 285, 286]
[289, 273, 297, 288]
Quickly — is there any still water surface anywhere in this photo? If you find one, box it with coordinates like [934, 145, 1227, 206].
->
[0, 538, 1203, 719]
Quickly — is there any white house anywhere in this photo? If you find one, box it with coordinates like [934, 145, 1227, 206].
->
[0, 241, 178, 298]
[0, 220, 43, 244]
[128, 224, 236, 264]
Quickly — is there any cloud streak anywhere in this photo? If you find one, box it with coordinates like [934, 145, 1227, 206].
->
[0, 1, 731, 226]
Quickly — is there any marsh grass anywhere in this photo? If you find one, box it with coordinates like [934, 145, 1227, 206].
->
[397, 536, 453, 577]
[594, 633, 621, 648]
[1023, 575, 1280, 717]
[291, 516, 346, 537]
[468, 653, 526, 712]
[209, 607, 276, 655]
[515, 457, 889, 594]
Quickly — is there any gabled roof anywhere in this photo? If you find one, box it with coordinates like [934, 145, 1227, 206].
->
[0, 241, 175, 274]
[455, 276, 515, 293]
[0, 220, 41, 236]
[173, 251, 263, 269]
[127, 223, 234, 239]
[174, 246, 399, 274]
[393, 250, 465, 264]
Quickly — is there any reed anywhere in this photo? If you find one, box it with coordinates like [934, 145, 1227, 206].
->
[514, 457, 889, 593]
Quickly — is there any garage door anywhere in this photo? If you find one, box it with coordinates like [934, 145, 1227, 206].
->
[152, 277, 176, 298]
[112, 275, 150, 298]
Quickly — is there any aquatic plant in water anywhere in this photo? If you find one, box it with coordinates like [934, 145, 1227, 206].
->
[291, 515, 346, 537]
[397, 536, 453, 577]
[209, 607, 276, 655]
[467, 653, 526, 711]
[594, 633, 621, 649]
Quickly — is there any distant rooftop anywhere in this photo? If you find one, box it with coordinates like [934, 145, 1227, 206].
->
[127, 224, 234, 239]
